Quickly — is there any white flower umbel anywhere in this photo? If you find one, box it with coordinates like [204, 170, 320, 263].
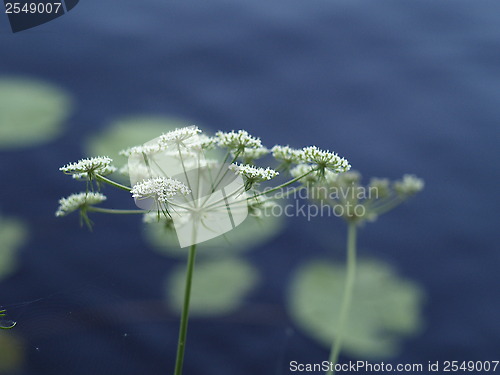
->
[191, 134, 217, 151]
[55, 192, 107, 217]
[120, 126, 202, 157]
[301, 146, 351, 175]
[60, 157, 116, 180]
[271, 145, 304, 165]
[229, 163, 278, 190]
[131, 177, 191, 204]
[230, 163, 278, 181]
[119, 142, 165, 157]
[215, 130, 262, 151]
[159, 126, 201, 145]
[394, 174, 425, 196]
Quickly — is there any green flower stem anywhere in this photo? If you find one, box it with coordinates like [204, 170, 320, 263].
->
[174, 244, 197, 375]
[327, 221, 357, 375]
[87, 207, 147, 215]
[95, 174, 131, 191]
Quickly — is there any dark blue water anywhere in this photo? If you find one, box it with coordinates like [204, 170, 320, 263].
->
[0, 0, 499, 374]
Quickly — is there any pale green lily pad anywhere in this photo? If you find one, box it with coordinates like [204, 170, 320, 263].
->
[0, 331, 24, 373]
[85, 116, 195, 181]
[288, 258, 425, 358]
[144, 213, 283, 258]
[167, 257, 259, 316]
[0, 77, 72, 148]
[0, 215, 28, 280]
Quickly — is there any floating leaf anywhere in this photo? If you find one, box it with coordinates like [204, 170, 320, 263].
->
[167, 257, 259, 316]
[288, 258, 425, 358]
[0, 215, 28, 280]
[0, 77, 72, 148]
[145, 213, 283, 258]
[0, 331, 24, 372]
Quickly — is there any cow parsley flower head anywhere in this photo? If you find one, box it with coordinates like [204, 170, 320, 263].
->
[119, 142, 165, 157]
[216, 130, 262, 151]
[229, 163, 278, 190]
[301, 146, 351, 175]
[191, 134, 217, 151]
[271, 145, 304, 165]
[131, 177, 191, 203]
[394, 174, 425, 196]
[55, 192, 107, 217]
[229, 163, 278, 181]
[159, 126, 201, 145]
[60, 157, 116, 180]
[120, 126, 202, 157]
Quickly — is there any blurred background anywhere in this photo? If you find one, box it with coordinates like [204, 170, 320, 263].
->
[0, 0, 499, 374]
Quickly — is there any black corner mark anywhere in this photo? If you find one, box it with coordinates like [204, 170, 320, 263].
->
[5, 0, 80, 33]
[64, 0, 77, 11]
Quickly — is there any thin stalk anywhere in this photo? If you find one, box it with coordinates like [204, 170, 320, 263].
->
[326, 221, 357, 375]
[95, 174, 131, 191]
[173, 244, 197, 375]
[87, 207, 146, 214]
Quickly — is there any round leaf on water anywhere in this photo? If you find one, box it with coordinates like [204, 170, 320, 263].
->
[288, 258, 425, 358]
[0, 77, 72, 148]
[0, 331, 24, 373]
[0, 215, 28, 280]
[144, 213, 283, 258]
[166, 257, 259, 316]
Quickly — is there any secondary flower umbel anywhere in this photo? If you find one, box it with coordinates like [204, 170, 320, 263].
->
[229, 163, 279, 190]
[301, 146, 351, 175]
[271, 145, 304, 167]
[120, 126, 202, 156]
[55, 192, 107, 217]
[394, 174, 425, 196]
[59, 156, 116, 180]
[159, 126, 201, 145]
[216, 130, 262, 151]
[131, 177, 191, 204]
